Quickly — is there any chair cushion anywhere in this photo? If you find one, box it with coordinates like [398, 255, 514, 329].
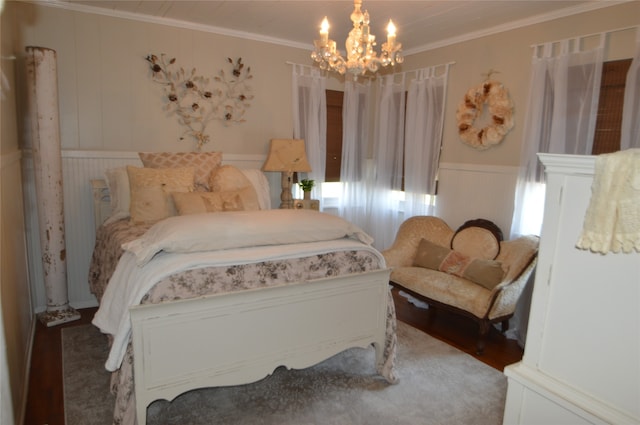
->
[390, 266, 494, 318]
[413, 238, 506, 290]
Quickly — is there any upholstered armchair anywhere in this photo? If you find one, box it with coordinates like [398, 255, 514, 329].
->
[382, 216, 539, 354]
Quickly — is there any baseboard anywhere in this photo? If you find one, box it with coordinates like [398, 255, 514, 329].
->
[504, 362, 638, 424]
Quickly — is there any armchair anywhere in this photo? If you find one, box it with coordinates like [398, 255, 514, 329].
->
[382, 216, 539, 354]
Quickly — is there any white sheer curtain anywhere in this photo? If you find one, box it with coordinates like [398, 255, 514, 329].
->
[403, 66, 450, 218]
[621, 28, 640, 150]
[511, 35, 604, 238]
[366, 73, 407, 250]
[338, 79, 372, 225]
[291, 64, 327, 200]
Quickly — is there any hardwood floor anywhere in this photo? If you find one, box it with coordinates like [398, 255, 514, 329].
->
[23, 288, 522, 425]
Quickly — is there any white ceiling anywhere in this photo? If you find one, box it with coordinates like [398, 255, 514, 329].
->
[51, 0, 619, 54]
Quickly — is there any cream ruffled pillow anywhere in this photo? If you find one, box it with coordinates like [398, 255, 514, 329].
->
[208, 165, 260, 211]
[127, 166, 195, 224]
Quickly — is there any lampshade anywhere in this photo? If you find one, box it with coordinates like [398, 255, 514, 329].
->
[263, 139, 312, 209]
[262, 139, 312, 173]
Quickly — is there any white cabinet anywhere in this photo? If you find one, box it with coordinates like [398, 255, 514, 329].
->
[503, 154, 640, 425]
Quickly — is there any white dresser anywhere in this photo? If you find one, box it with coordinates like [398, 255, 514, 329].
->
[502, 154, 640, 425]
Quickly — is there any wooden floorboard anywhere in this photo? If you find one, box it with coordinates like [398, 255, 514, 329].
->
[24, 288, 522, 425]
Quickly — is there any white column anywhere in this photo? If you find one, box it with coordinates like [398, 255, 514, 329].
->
[25, 46, 80, 326]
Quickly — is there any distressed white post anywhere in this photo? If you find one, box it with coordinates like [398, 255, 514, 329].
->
[25, 46, 80, 326]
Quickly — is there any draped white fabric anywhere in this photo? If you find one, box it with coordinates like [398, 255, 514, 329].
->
[291, 64, 327, 200]
[404, 67, 449, 218]
[510, 36, 605, 238]
[367, 73, 407, 250]
[291, 65, 450, 250]
[338, 79, 372, 225]
[621, 28, 640, 150]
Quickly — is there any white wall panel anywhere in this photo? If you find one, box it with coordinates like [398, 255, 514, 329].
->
[436, 162, 519, 235]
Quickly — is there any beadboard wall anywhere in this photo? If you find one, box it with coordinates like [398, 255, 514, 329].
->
[24, 151, 519, 312]
[24, 150, 278, 311]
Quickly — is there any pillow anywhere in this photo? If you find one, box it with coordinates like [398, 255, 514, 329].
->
[104, 167, 131, 224]
[127, 166, 195, 224]
[209, 165, 260, 210]
[451, 219, 503, 260]
[172, 191, 245, 215]
[414, 238, 506, 290]
[123, 209, 374, 266]
[238, 168, 271, 210]
[138, 151, 222, 191]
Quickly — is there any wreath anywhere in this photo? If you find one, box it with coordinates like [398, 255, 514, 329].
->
[456, 80, 514, 150]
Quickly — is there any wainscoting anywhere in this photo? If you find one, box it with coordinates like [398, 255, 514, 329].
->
[24, 150, 277, 312]
[436, 162, 519, 235]
[23, 152, 520, 312]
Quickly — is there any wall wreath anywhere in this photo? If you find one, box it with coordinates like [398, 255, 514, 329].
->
[456, 79, 514, 150]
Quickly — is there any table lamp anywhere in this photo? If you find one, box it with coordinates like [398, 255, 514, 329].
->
[262, 138, 312, 209]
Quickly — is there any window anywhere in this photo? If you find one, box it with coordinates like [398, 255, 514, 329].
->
[592, 59, 632, 154]
[323, 89, 408, 189]
[325, 90, 343, 182]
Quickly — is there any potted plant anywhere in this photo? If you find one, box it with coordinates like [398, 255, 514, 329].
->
[299, 178, 315, 200]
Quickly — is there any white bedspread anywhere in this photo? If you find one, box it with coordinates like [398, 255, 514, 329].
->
[92, 238, 386, 371]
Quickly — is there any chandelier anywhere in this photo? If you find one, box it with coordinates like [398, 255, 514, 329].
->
[311, 0, 403, 76]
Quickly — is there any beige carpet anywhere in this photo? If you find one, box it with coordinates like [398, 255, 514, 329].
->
[63, 321, 507, 425]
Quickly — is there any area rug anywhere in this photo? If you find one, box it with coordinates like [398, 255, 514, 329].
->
[63, 321, 507, 425]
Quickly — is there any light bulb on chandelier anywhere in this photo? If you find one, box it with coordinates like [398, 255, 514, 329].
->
[311, 0, 403, 77]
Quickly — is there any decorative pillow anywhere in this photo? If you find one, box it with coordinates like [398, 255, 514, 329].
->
[238, 168, 271, 210]
[414, 238, 506, 290]
[138, 151, 222, 191]
[209, 165, 260, 210]
[127, 166, 195, 224]
[172, 191, 245, 215]
[104, 167, 131, 224]
[450, 219, 503, 260]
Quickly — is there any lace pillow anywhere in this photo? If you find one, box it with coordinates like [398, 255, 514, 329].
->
[414, 238, 506, 290]
[138, 151, 222, 191]
[127, 166, 195, 224]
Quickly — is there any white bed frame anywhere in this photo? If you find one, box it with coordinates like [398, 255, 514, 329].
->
[91, 180, 393, 425]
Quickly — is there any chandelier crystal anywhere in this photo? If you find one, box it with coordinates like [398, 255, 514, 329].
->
[311, 0, 403, 76]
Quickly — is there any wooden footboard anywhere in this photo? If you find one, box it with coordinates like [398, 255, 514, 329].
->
[130, 268, 392, 425]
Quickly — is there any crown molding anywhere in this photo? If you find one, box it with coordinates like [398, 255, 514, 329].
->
[34, 0, 313, 51]
[404, 1, 632, 56]
[33, 0, 630, 56]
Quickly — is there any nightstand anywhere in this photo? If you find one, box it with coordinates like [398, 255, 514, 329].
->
[293, 199, 320, 211]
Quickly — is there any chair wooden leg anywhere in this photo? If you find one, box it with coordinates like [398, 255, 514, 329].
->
[476, 320, 490, 355]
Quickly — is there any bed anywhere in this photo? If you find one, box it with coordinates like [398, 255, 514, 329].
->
[88, 152, 397, 425]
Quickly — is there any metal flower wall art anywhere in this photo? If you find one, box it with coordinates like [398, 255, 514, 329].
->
[146, 54, 254, 150]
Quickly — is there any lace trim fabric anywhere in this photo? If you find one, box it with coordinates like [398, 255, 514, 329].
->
[576, 149, 640, 254]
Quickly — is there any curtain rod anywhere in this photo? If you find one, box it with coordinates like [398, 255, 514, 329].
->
[530, 25, 638, 48]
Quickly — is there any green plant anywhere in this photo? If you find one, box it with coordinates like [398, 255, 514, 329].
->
[299, 178, 315, 192]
